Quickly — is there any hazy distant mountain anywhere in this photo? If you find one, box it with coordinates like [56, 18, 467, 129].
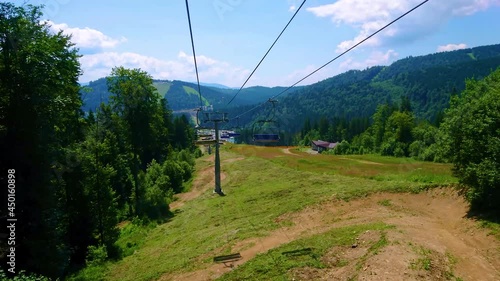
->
[81, 79, 297, 112]
[198, 82, 234, 89]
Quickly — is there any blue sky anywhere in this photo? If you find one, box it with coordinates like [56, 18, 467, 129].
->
[28, 0, 500, 87]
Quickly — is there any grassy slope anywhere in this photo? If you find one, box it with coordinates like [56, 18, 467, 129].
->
[73, 145, 457, 281]
[153, 82, 211, 107]
[182, 85, 210, 106]
[218, 223, 392, 281]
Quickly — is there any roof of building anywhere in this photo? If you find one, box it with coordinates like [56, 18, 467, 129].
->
[311, 140, 339, 149]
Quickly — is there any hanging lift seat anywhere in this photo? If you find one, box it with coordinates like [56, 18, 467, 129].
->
[253, 134, 280, 143]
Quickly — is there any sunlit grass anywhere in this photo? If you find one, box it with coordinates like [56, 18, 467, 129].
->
[218, 223, 391, 281]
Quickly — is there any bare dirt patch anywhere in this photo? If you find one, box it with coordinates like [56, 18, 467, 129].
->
[356, 160, 383, 165]
[222, 157, 245, 163]
[163, 188, 500, 281]
[169, 157, 243, 210]
[282, 147, 300, 156]
[339, 157, 384, 165]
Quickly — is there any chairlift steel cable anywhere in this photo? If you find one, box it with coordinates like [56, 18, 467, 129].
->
[185, 0, 204, 108]
[226, 0, 307, 106]
[271, 0, 430, 100]
[229, 0, 431, 121]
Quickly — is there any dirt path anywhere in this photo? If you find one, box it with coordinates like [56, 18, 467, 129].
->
[164, 188, 500, 281]
[169, 156, 243, 210]
[282, 147, 300, 156]
[339, 157, 384, 165]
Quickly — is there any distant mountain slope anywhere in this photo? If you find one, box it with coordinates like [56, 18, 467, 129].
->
[81, 79, 297, 112]
[375, 44, 500, 81]
[198, 82, 233, 89]
[225, 43, 500, 133]
[82, 43, 500, 130]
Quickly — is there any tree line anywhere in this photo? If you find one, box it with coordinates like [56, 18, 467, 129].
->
[300, 70, 500, 215]
[1, 3, 197, 279]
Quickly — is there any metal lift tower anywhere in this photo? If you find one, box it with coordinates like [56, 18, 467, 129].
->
[203, 111, 228, 196]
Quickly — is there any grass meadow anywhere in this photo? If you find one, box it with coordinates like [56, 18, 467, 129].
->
[71, 145, 457, 280]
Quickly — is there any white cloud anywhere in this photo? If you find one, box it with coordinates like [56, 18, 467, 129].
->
[437, 43, 468, 52]
[44, 21, 127, 49]
[339, 49, 399, 72]
[307, 0, 500, 53]
[280, 64, 337, 86]
[79, 51, 250, 87]
[452, 0, 500, 15]
[287, 0, 298, 12]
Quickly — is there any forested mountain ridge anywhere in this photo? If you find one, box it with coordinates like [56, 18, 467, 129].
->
[374, 43, 500, 81]
[82, 79, 301, 112]
[82, 43, 500, 127]
[248, 43, 500, 133]
[82, 78, 229, 112]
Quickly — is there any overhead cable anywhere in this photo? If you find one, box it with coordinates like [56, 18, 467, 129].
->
[230, 0, 430, 121]
[226, 0, 307, 105]
[185, 0, 204, 108]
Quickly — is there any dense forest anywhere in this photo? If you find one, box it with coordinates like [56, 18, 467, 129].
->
[82, 78, 301, 112]
[224, 44, 500, 137]
[0, 4, 198, 279]
[295, 68, 500, 215]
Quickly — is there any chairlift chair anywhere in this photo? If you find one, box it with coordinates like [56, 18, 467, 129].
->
[252, 120, 280, 145]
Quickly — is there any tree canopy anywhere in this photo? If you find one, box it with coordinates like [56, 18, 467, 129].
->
[0, 3, 198, 278]
[439, 68, 500, 212]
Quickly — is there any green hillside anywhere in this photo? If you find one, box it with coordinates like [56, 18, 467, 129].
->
[81, 79, 288, 112]
[224, 44, 500, 134]
[82, 44, 500, 128]
[154, 81, 171, 97]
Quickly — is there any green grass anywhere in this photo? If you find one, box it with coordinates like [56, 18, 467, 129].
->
[479, 220, 500, 240]
[230, 146, 456, 187]
[115, 220, 158, 258]
[72, 145, 457, 281]
[467, 52, 477, 60]
[409, 248, 463, 280]
[182, 85, 210, 106]
[378, 199, 392, 207]
[410, 246, 433, 271]
[153, 82, 171, 98]
[218, 223, 391, 281]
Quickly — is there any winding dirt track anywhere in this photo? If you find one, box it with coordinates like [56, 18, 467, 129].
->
[162, 150, 500, 281]
[170, 156, 244, 210]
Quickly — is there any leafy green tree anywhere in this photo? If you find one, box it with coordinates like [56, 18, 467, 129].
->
[371, 104, 396, 151]
[93, 103, 135, 217]
[301, 117, 312, 138]
[163, 160, 185, 194]
[382, 111, 415, 156]
[440, 69, 500, 212]
[79, 121, 120, 253]
[0, 3, 83, 277]
[409, 121, 439, 161]
[107, 67, 164, 215]
[140, 159, 172, 219]
[172, 114, 195, 150]
[318, 116, 329, 139]
[333, 140, 351, 155]
[400, 95, 413, 113]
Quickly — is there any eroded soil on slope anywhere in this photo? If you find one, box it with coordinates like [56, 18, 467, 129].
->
[165, 188, 500, 281]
